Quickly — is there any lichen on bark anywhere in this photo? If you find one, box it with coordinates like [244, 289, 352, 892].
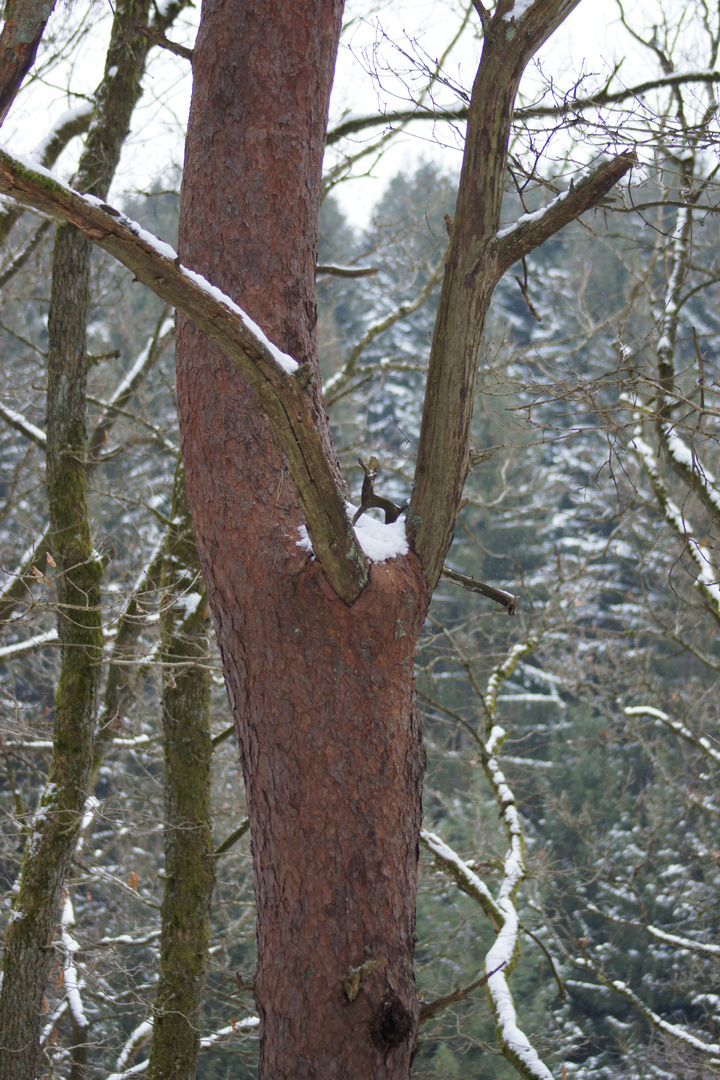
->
[146, 457, 215, 1080]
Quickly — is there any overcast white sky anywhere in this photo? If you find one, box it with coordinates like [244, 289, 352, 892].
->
[0, 0, 699, 229]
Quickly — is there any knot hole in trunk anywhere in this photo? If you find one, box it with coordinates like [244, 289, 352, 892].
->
[369, 992, 413, 1051]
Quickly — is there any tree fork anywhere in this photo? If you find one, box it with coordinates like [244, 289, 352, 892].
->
[408, 0, 633, 593]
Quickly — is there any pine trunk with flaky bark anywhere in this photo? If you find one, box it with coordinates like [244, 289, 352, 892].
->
[176, 2, 427, 1076]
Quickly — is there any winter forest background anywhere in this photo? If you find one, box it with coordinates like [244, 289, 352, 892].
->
[1, 0, 720, 1077]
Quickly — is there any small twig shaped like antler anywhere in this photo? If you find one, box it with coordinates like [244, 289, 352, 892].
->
[352, 458, 408, 525]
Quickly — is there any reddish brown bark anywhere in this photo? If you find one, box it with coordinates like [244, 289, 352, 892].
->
[0, 0, 56, 126]
[177, 0, 427, 1076]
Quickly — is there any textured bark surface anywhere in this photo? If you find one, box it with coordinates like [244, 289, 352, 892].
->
[408, 0, 585, 592]
[0, 0, 56, 126]
[147, 459, 214, 1080]
[0, 180, 102, 1080]
[177, 0, 427, 1075]
[0, 2, 165, 1073]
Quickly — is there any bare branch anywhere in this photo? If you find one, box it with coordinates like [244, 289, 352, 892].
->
[136, 22, 193, 61]
[441, 566, 519, 614]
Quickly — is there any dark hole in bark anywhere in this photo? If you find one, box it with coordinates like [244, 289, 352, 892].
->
[369, 992, 413, 1051]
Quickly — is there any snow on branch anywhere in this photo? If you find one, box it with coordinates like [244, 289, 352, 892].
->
[494, 153, 636, 275]
[661, 426, 720, 526]
[59, 889, 88, 1031]
[484, 639, 537, 717]
[630, 429, 720, 620]
[107, 1019, 153, 1080]
[0, 147, 370, 603]
[0, 629, 57, 659]
[574, 956, 720, 1061]
[586, 899, 720, 957]
[106, 1016, 260, 1080]
[482, 638, 554, 1080]
[625, 705, 720, 766]
[0, 400, 46, 447]
[420, 829, 503, 930]
[646, 190, 720, 525]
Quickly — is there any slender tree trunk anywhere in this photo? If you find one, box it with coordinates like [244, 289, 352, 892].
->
[177, 1, 428, 1075]
[0, 2, 165, 1072]
[146, 459, 215, 1080]
[0, 189, 102, 1080]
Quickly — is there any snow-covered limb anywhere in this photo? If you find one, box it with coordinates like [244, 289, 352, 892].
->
[105, 1016, 260, 1080]
[660, 423, 720, 525]
[93, 930, 161, 950]
[485, 900, 553, 1080]
[500, 0, 537, 23]
[496, 188, 568, 239]
[31, 102, 96, 164]
[420, 829, 503, 929]
[625, 705, 720, 766]
[0, 146, 371, 603]
[58, 890, 87, 1031]
[630, 430, 720, 620]
[107, 1064, 150, 1080]
[0, 401, 46, 448]
[482, 725, 552, 1079]
[648, 187, 720, 527]
[484, 639, 538, 718]
[107, 1019, 154, 1080]
[479, 638, 556, 1080]
[199, 1017, 260, 1046]
[0, 629, 57, 659]
[574, 956, 720, 1060]
[654, 203, 691, 387]
[586, 900, 720, 957]
[494, 153, 636, 276]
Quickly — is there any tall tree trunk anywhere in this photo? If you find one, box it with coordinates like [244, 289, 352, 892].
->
[0, 171, 102, 1080]
[0, 2, 168, 1073]
[176, 1, 428, 1076]
[146, 458, 215, 1080]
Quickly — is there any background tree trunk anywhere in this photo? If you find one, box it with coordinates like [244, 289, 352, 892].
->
[146, 458, 215, 1080]
[176, 0, 428, 1075]
[0, 1, 173, 1072]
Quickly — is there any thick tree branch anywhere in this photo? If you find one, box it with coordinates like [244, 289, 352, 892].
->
[494, 151, 636, 275]
[0, 103, 93, 243]
[0, 150, 369, 603]
[408, 0, 594, 594]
